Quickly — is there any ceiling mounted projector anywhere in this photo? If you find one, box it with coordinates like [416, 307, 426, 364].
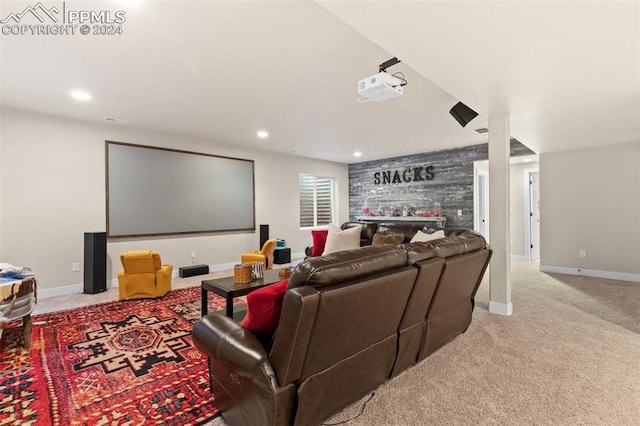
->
[357, 57, 406, 103]
[357, 72, 404, 102]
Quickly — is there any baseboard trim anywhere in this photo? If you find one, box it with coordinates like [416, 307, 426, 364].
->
[539, 265, 640, 283]
[208, 261, 237, 272]
[38, 255, 306, 300]
[489, 301, 513, 316]
[38, 280, 119, 299]
[38, 283, 84, 299]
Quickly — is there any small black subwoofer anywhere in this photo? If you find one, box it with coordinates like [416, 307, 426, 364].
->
[273, 248, 291, 264]
[179, 264, 210, 278]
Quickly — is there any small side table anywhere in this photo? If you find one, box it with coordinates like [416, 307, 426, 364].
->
[201, 269, 282, 319]
[0, 276, 37, 349]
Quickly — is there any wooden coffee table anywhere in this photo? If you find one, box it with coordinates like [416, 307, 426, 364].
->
[201, 269, 283, 319]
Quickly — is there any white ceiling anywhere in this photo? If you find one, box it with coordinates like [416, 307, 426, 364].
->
[1, 1, 638, 164]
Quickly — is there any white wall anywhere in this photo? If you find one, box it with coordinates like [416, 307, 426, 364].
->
[0, 107, 349, 292]
[540, 142, 640, 279]
[0, 110, 3, 260]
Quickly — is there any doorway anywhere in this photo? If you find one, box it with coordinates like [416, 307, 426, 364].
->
[527, 170, 540, 261]
[476, 171, 489, 241]
[474, 157, 539, 260]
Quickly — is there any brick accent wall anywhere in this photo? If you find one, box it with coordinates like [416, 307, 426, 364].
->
[348, 141, 534, 228]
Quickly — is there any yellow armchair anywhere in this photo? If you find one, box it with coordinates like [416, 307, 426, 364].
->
[241, 239, 277, 270]
[118, 250, 173, 300]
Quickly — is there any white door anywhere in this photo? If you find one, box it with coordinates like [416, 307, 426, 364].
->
[529, 171, 540, 260]
[477, 172, 489, 241]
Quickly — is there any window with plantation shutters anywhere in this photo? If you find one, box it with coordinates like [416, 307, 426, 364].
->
[299, 174, 336, 228]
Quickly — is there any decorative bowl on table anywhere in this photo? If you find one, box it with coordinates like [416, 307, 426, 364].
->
[278, 267, 293, 279]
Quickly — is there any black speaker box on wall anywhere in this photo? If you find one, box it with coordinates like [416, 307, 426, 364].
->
[449, 101, 479, 127]
[84, 232, 107, 294]
[259, 224, 269, 249]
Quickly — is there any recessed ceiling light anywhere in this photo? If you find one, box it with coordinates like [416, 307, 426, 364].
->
[353, 151, 362, 158]
[257, 130, 269, 139]
[70, 90, 91, 101]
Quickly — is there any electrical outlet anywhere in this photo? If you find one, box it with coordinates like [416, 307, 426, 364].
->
[190, 250, 196, 258]
[457, 210, 463, 216]
[579, 249, 587, 258]
[72, 262, 80, 272]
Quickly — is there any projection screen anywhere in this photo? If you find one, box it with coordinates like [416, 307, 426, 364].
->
[106, 141, 255, 238]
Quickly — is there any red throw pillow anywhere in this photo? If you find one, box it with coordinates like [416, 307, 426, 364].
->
[240, 279, 289, 335]
[311, 229, 329, 257]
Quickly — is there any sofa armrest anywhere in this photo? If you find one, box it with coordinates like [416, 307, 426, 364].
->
[157, 264, 172, 279]
[192, 314, 295, 425]
[193, 313, 269, 370]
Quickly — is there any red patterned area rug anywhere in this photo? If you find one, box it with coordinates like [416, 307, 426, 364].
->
[0, 287, 240, 425]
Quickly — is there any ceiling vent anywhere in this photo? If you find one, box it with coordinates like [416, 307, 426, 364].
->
[474, 127, 489, 134]
[105, 117, 128, 125]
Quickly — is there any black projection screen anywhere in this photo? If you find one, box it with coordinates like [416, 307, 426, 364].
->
[106, 141, 255, 238]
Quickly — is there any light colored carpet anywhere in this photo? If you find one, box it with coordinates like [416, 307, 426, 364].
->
[323, 261, 640, 425]
[35, 261, 640, 425]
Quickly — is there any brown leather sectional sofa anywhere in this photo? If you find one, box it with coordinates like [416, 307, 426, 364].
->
[193, 227, 492, 426]
[305, 221, 472, 255]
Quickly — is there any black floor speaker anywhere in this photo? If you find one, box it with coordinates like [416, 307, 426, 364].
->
[260, 224, 269, 249]
[84, 232, 107, 294]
